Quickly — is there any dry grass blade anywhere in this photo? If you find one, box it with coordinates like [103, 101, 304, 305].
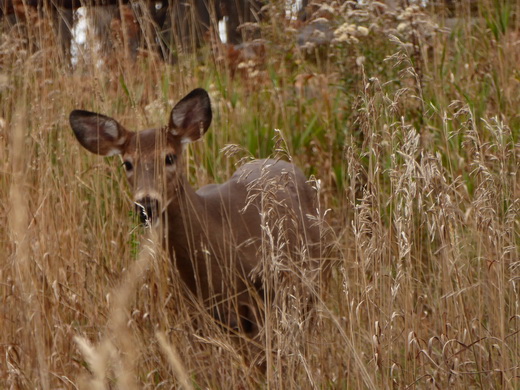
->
[8, 104, 50, 390]
[155, 332, 194, 390]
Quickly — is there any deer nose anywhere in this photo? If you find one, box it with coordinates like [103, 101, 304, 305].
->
[135, 196, 160, 225]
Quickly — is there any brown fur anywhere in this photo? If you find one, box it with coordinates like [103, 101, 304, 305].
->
[69, 88, 320, 336]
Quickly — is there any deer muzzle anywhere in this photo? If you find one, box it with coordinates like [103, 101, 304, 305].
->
[135, 196, 160, 225]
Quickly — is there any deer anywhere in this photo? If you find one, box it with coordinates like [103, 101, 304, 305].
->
[69, 88, 321, 337]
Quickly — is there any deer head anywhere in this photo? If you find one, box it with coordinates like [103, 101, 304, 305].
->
[69, 88, 212, 225]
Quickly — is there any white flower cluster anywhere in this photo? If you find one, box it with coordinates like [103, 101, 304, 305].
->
[333, 22, 369, 44]
[395, 5, 440, 39]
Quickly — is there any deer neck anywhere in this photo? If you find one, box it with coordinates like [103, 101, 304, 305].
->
[163, 176, 213, 295]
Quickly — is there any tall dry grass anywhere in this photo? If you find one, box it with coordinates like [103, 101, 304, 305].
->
[1, 0, 519, 388]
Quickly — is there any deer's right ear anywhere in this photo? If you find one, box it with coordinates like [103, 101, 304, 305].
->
[69, 110, 129, 156]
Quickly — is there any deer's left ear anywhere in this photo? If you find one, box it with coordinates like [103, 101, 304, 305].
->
[169, 88, 212, 143]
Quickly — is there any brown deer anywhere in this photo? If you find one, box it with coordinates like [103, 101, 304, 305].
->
[69, 88, 320, 336]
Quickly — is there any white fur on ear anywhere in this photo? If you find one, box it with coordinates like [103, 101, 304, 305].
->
[103, 119, 119, 139]
[106, 148, 123, 156]
[170, 110, 186, 133]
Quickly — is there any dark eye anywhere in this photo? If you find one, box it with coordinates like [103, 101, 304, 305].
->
[122, 161, 133, 171]
[165, 153, 177, 166]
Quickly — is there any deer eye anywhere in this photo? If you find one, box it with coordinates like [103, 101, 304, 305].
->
[122, 161, 133, 171]
[165, 153, 177, 166]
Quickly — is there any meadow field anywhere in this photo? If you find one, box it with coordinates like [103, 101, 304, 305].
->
[0, 1, 519, 388]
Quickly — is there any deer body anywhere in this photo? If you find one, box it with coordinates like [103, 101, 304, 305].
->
[70, 89, 319, 335]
